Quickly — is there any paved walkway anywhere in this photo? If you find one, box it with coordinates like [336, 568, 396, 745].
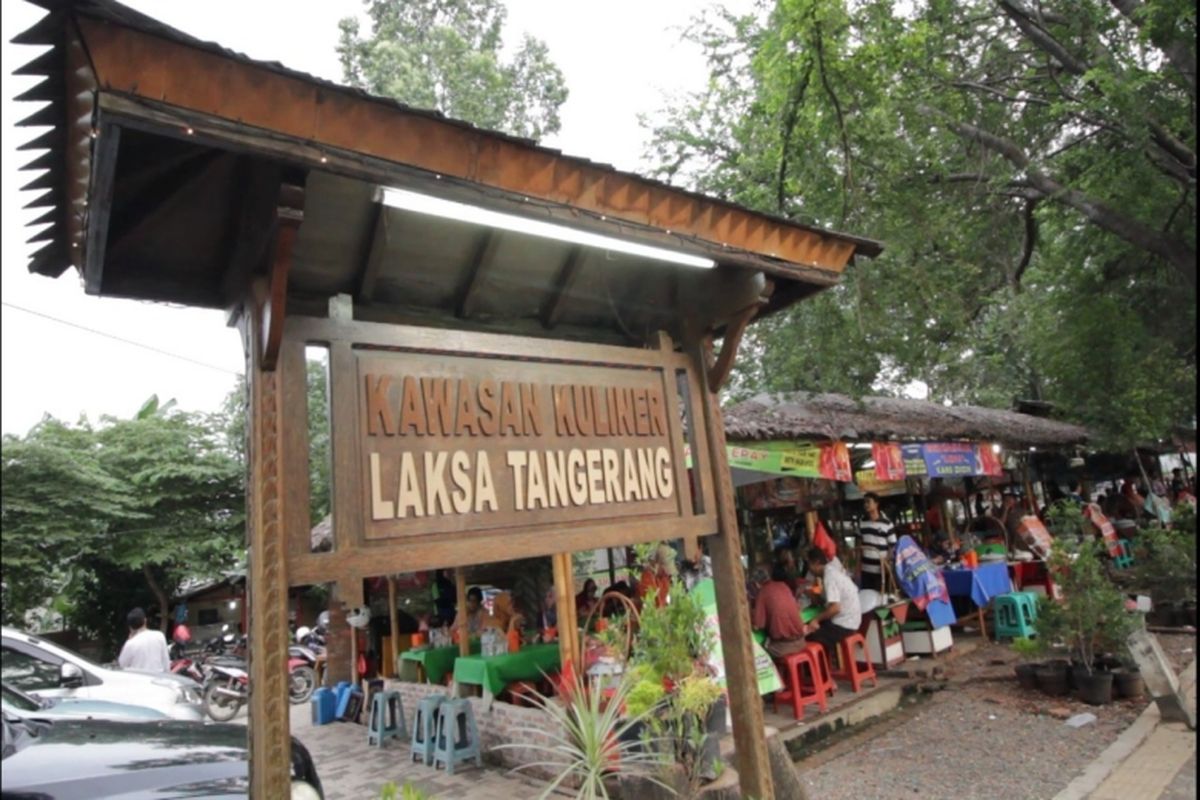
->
[233, 701, 558, 800]
[1090, 721, 1196, 800]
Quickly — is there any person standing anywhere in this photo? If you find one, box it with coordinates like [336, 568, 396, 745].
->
[802, 548, 863, 653]
[856, 492, 896, 592]
[117, 607, 171, 672]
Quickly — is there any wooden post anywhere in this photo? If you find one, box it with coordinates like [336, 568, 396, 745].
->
[606, 548, 617, 588]
[241, 296, 295, 798]
[387, 576, 399, 677]
[693, 341, 774, 800]
[552, 553, 578, 672]
[456, 568, 469, 657]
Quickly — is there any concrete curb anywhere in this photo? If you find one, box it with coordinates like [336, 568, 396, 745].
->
[1052, 658, 1196, 800]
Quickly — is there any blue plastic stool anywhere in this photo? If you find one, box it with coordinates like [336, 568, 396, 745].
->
[993, 592, 1037, 639]
[1113, 539, 1134, 570]
[432, 698, 482, 775]
[410, 694, 447, 766]
[366, 690, 407, 747]
[310, 687, 337, 726]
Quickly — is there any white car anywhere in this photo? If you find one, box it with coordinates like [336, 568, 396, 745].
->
[1, 626, 204, 721]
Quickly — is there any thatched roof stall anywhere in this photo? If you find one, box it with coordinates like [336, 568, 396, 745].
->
[725, 392, 1090, 450]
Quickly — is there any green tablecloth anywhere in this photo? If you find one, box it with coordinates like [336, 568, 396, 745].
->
[753, 607, 819, 646]
[452, 643, 561, 696]
[400, 641, 480, 684]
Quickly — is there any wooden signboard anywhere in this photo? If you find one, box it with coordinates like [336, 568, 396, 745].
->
[282, 316, 717, 603]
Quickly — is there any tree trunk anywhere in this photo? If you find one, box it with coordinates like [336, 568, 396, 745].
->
[143, 563, 169, 633]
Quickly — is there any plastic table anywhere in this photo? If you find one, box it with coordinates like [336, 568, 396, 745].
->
[399, 641, 480, 684]
[941, 562, 1013, 640]
[452, 643, 561, 698]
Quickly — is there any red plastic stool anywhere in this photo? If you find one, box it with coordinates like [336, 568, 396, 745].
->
[772, 648, 827, 720]
[831, 633, 878, 693]
[802, 642, 837, 698]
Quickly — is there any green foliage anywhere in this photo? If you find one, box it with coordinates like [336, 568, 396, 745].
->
[1010, 635, 1042, 662]
[378, 781, 433, 800]
[1132, 520, 1196, 604]
[337, 0, 568, 140]
[1, 397, 243, 657]
[631, 581, 714, 682]
[496, 666, 672, 800]
[1038, 538, 1139, 672]
[648, 0, 1195, 443]
[624, 676, 667, 719]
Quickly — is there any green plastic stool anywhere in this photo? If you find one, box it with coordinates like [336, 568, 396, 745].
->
[1112, 539, 1134, 570]
[993, 592, 1037, 639]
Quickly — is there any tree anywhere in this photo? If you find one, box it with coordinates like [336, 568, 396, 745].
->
[337, 0, 569, 140]
[93, 396, 244, 634]
[647, 0, 1195, 446]
[1, 397, 244, 658]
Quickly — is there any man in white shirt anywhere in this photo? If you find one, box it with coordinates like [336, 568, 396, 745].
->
[117, 607, 171, 672]
[801, 547, 863, 654]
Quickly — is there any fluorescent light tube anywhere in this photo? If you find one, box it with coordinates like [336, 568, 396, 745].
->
[378, 186, 716, 269]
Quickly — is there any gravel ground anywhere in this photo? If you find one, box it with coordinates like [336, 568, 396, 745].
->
[797, 634, 1197, 800]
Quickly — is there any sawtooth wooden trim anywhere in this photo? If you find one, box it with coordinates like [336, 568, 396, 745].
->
[78, 17, 868, 273]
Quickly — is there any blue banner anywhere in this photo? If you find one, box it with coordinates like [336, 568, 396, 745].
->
[893, 535, 951, 611]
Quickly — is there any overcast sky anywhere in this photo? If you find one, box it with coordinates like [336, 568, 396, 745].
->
[1, 0, 753, 436]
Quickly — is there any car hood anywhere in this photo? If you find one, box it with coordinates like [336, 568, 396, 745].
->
[36, 697, 169, 721]
[2, 718, 249, 799]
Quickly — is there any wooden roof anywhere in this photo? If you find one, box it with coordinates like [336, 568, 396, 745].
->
[13, 0, 882, 345]
[725, 392, 1090, 449]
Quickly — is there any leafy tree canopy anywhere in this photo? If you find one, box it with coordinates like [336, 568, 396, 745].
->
[1, 397, 244, 657]
[337, 0, 569, 140]
[647, 0, 1195, 448]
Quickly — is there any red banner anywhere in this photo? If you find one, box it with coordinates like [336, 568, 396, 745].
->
[872, 442, 906, 481]
[975, 442, 1004, 476]
[820, 441, 852, 482]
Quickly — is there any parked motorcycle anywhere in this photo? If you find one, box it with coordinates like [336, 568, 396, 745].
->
[202, 661, 248, 722]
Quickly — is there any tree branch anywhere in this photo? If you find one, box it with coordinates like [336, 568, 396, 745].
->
[996, 0, 1089, 75]
[776, 59, 814, 215]
[1012, 198, 1039, 291]
[929, 107, 1197, 283]
[1108, 0, 1196, 98]
[813, 21, 853, 225]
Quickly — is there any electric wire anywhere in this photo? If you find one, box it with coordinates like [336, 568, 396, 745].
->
[1, 301, 241, 377]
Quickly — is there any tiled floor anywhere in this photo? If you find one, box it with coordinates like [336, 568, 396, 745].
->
[233, 700, 557, 800]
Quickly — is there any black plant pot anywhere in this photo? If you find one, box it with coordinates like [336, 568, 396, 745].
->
[1037, 662, 1070, 697]
[1185, 602, 1197, 627]
[1015, 663, 1040, 691]
[618, 719, 648, 754]
[1075, 670, 1114, 705]
[1112, 668, 1145, 699]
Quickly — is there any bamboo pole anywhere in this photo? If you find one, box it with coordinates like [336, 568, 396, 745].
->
[387, 576, 399, 677]
[456, 568, 469, 657]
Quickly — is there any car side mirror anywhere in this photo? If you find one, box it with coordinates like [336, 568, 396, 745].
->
[60, 662, 84, 688]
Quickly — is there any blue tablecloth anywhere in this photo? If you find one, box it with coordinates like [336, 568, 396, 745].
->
[941, 563, 1012, 608]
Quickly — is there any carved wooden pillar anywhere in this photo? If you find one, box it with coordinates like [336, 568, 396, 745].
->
[241, 295, 293, 799]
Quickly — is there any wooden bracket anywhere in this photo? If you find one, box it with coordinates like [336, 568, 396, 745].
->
[705, 281, 773, 392]
[259, 184, 304, 371]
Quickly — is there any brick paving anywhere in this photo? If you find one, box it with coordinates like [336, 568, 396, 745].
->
[232, 700, 561, 800]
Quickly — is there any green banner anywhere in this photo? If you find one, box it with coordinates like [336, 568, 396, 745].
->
[692, 579, 782, 695]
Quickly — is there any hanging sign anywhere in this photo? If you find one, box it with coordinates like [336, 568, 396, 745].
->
[899, 442, 1005, 478]
[975, 442, 1004, 476]
[725, 441, 852, 482]
[871, 442, 906, 481]
[693, 579, 782, 695]
[358, 350, 686, 540]
[901, 444, 928, 476]
[854, 470, 907, 496]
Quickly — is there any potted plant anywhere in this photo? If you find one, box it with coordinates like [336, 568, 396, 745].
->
[1010, 636, 1041, 691]
[1132, 507, 1196, 627]
[1037, 535, 1139, 706]
[496, 666, 672, 800]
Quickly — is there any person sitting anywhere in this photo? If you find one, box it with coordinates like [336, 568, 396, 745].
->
[452, 586, 486, 641]
[575, 578, 599, 619]
[752, 562, 807, 659]
[485, 591, 525, 651]
[802, 547, 863, 654]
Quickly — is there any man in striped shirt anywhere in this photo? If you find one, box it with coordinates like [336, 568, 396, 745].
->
[857, 492, 895, 592]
